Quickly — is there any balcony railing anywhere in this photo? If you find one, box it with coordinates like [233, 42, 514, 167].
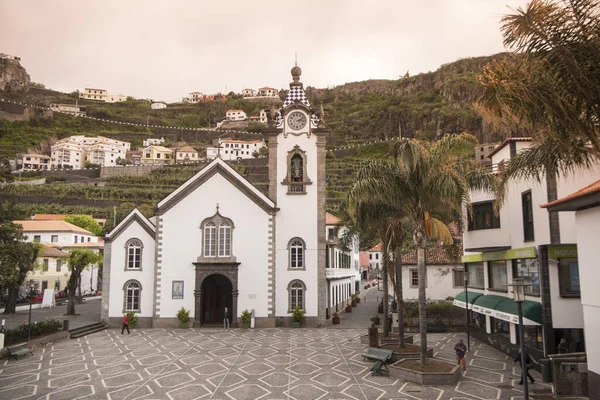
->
[325, 268, 356, 279]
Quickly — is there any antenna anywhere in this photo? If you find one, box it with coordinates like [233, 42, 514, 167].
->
[295, 51, 298, 67]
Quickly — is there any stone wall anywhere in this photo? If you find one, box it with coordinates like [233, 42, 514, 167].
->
[100, 165, 162, 178]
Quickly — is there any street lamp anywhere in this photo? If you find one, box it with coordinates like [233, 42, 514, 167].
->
[507, 278, 532, 400]
[463, 264, 470, 352]
[27, 281, 34, 342]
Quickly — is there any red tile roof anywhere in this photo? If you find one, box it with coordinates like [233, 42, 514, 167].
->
[326, 212, 341, 225]
[486, 137, 532, 159]
[369, 243, 382, 252]
[541, 179, 600, 209]
[39, 246, 69, 258]
[401, 245, 462, 265]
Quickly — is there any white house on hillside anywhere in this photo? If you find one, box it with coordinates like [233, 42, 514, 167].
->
[226, 110, 247, 121]
[241, 88, 257, 97]
[50, 136, 130, 169]
[457, 137, 600, 361]
[79, 88, 126, 103]
[259, 87, 279, 97]
[174, 146, 200, 163]
[102, 64, 329, 328]
[16, 153, 51, 171]
[206, 139, 265, 161]
[151, 103, 167, 110]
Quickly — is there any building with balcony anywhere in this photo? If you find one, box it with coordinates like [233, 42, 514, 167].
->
[258, 87, 279, 97]
[241, 88, 257, 97]
[457, 137, 600, 362]
[50, 136, 130, 169]
[79, 89, 126, 103]
[325, 212, 360, 318]
[16, 153, 50, 171]
[542, 179, 600, 397]
[49, 103, 87, 116]
[141, 145, 174, 165]
[50, 141, 86, 170]
[226, 110, 247, 121]
[174, 146, 199, 163]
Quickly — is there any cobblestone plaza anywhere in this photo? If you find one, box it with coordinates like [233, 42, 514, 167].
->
[0, 328, 550, 400]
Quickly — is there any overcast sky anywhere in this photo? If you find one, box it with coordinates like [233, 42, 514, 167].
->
[0, 0, 529, 103]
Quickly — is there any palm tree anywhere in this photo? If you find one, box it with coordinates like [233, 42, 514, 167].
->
[476, 0, 600, 182]
[349, 134, 494, 366]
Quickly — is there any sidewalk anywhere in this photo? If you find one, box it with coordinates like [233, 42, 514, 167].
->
[329, 283, 385, 329]
[1, 296, 102, 330]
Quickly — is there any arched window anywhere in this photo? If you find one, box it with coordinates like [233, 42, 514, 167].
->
[289, 238, 305, 269]
[204, 222, 217, 257]
[124, 280, 141, 312]
[288, 280, 306, 311]
[125, 239, 142, 270]
[218, 222, 231, 257]
[283, 146, 311, 194]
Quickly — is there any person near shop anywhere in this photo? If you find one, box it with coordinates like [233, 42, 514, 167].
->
[454, 338, 467, 371]
[514, 348, 535, 384]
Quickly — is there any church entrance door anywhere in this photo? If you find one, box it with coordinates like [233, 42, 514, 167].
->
[200, 273, 233, 326]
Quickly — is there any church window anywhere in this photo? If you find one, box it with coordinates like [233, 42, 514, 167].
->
[204, 222, 217, 257]
[218, 222, 231, 257]
[288, 280, 306, 311]
[289, 238, 305, 269]
[125, 239, 143, 270]
[283, 146, 311, 194]
[123, 280, 141, 312]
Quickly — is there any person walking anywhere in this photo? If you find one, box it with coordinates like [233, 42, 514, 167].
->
[121, 313, 130, 334]
[454, 338, 467, 371]
[223, 307, 230, 329]
[514, 349, 535, 384]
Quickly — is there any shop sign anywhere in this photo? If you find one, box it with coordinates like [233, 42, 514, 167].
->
[462, 247, 536, 263]
[549, 245, 577, 259]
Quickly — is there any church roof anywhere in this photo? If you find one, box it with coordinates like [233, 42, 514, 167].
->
[157, 157, 277, 215]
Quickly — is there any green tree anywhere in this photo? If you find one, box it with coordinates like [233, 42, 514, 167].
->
[63, 215, 102, 236]
[476, 0, 600, 182]
[66, 249, 100, 315]
[349, 134, 494, 366]
[137, 204, 155, 218]
[0, 222, 40, 314]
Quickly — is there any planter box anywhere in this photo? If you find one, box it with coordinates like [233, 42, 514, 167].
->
[389, 358, 462, 385]
[345, 306, 352, 313]
[356, 297, 361, 303]
[241, 321, 250, 329]
[292, 322, 300, 328]
[387, 347, 434, 363]
[332, 316, 340, 325]
[179, 322, 189, 329]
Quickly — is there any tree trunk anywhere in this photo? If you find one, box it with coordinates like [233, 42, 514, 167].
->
[417, 245, 428, 366]
[66, 273, 78, 315]
[382, 250, 390, 337]
[394, 247, 405, 348]
[2, 286, 18, 314]
[77, 274, 83, 304]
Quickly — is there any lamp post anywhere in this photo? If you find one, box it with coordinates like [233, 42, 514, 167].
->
[463, 264, 470, 352]
[507, 279, 532, 400]
[27, 282, 33, 342]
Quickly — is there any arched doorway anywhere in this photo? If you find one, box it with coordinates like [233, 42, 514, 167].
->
[200, 274, 233, 326]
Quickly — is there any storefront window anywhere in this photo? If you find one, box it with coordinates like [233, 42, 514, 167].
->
[512, 259, 540, 295]
[491, 317, 510, 339]
[467, 262, 484, 288]
[558, 258, 580, 298]
[471, 311, 486, 330]
[488, 261, 508, 291]
[523, 325, 543, 350]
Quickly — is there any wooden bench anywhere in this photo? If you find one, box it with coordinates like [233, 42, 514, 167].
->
[362, 347, 393, 376]
[7, 343, 33, 359]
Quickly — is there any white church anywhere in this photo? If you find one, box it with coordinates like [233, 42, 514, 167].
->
[101, 65, 332, 328]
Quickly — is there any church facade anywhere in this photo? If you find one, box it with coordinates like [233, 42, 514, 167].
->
[101, 66, 329, 328]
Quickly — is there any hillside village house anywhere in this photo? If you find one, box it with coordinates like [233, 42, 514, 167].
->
[456, 137, 600, 363]
[15, 220, 99, 245]
[541, 180, 600, 397]
[173, 146, 200, 163]
[241, 88, 257, 97]
[32, 213, 106, 228]
[142, 137, 165, 147]
[258, 87, 279, 97]
[226, 110, 247, 121]
[325, 212, 361, 317]
[206, 138, 265, 161]
[16, 153, 50, 171]
[49, 103, 86, 116]
[50, 135, 130, 169]
[151, 102, 167, 110]
[141, 145, 174, 165]
[103, 64, 331, 328]
[79, 88, 126, 103]
[185, 92, 203, 103]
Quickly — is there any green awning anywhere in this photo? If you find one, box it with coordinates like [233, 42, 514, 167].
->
[455, 291, 484, 304]
[496, 298, 542, 325]
[473, 294, 508, 309]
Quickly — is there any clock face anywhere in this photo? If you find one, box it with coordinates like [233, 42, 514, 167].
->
[287, 111, 307, 130]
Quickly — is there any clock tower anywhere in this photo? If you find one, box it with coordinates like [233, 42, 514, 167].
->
[265, 65, 328, 326]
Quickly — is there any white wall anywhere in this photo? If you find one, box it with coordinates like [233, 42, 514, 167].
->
[401, 265, 463, 300]
[275, 125, 319, 318]
[575, 207, 600, 375]
[108, 220, 156, 318]
[23, 231, 97, 244]
[158, 173, 271, 320]
[548, 259, 584, 329]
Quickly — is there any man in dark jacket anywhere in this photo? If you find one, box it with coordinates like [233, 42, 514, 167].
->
[514, 349, 535, 384]
[454, 339, 467, 371]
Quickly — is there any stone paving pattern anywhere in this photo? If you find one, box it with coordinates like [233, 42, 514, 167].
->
[0, 327, 551, 400]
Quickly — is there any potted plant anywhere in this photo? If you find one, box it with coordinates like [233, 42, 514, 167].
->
[127, 311, 138, 328]
[345, 303, 352, 313]
[355, 290, 361, 303]
[291, 305, 305, 328]
[351, 295, 357, 307]
[371, 315, 380, 325]
[241, 309, 252, 329]
[176, 307, 190, 328]
[332, 312, 340, 324]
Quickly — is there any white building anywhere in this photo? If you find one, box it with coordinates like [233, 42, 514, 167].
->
[457, 137, 600, 361]
[259, 87, 279, 97]
[142, 137, 165, 147]
[102, 64, 328, 328]
[184, 92, 203, 103]
[49, 103, 86, 116]
[174, 146, 199, 163]
[16, 153, 51, 171]
[226, 110, 247, 121]
[50, 136, 130, 169]
[15, 220, 99, 245]
[206, 139, 265, 161]
[367, 243, 382, 279]
[241, 88, 257, 97]
[542, 179, 600, 396]
[151, 102, 167, 110]
[325, 212, 361, 317]
[105, 94, 126, 103]
[79, 88, 107, 101]
[400, 246, 464, 300]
